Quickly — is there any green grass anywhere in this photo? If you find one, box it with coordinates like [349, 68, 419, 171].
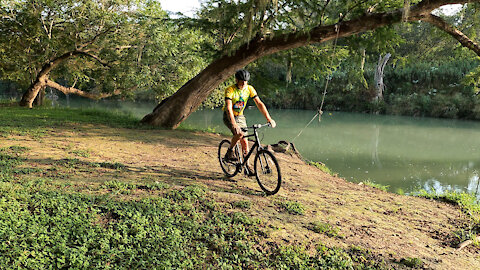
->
[399, 257, 423, 268]
[231, 200, 252, 209]
[0, 151, 387, 269]
[361, 180, 389, 192]
[276, 200, 306, 215]
[308, 161, 335, 176]
[309, 221, 343, 238]
[417, 190, 480, 245]
[0, 105, 147, 138]
[0, 106, 395, 269]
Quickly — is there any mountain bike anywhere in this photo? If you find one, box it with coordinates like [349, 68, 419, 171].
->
[218, 123, 282, 195]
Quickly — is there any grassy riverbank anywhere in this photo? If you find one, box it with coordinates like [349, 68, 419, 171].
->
[1, 105, 479, 269]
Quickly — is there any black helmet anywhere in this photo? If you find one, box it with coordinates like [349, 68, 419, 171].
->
[235, 69, 250, 81]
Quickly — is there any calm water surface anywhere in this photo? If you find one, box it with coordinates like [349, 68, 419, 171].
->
[59, 99, 480, 197]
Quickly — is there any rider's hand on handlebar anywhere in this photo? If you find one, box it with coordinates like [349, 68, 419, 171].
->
[233, 124, 243, 135]
[269, 119, 276, 128]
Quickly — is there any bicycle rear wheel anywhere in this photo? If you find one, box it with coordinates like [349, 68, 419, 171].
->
[254, 150, 281, 195]
[218, 139, 240, 177]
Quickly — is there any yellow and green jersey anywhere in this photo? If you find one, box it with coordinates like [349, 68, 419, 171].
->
[222, 84, 257, 116]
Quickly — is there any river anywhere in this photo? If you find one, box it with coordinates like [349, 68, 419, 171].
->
[58, 99, 480, 197]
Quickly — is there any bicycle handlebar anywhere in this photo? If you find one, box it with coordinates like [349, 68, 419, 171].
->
[241, 123, 271, 132]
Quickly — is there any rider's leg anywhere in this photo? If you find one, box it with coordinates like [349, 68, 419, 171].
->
[230, 133, 242, 149]
[241, 137, 254, 176]
[240, 137, 249, 156]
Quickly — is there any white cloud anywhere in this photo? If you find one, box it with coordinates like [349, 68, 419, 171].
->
[159, 0, 200, 17]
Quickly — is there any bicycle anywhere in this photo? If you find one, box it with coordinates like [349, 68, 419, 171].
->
[218, 123, 282, 195]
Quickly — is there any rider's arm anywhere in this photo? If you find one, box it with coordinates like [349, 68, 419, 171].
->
[225, 99, 242, 134]
[253, 96, 276, 128]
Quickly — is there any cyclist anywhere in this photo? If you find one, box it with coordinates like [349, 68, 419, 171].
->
[223, 69, 276, 176]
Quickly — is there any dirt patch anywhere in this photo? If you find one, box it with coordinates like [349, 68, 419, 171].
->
[2, 124, 479, 269]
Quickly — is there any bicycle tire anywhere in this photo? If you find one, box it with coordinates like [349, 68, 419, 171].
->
[218, 139, 240, 177]
[254, 150, 281, 195]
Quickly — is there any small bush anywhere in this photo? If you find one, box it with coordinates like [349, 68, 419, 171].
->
[232, 200, 252, 209]
[309, 221, 341, 238]
[399, 257, 423, 268]
[98, 162, 125, 170]
[276, 200, 305, 215]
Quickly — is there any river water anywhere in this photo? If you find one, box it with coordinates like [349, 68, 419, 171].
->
[58, 99, 480, 197]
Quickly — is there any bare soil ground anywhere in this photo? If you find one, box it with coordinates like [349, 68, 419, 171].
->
[3, 123, 479, 269]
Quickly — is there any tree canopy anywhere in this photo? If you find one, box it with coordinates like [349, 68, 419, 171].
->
[0, 0, 212, 106]
[141, 0, 480, 128]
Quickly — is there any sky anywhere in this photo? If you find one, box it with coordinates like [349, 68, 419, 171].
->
[159, 0, 200, 17]
[158, 1, 462, 17]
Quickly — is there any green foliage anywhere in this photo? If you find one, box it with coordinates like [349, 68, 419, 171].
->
[0, 147, 25, 182]
[361, 180, 389, 192]
[140, 181, 170, 191]
[308, 161, 335, 176]
[276, 200, 305, 215]
[309, 221, 342, 238]
[416, 190, 480, 216]
[0, 0, 213, 102]
[0, 106, 144, 138]
[416, 190, 480, 244]
[232, 200, 252, 209]
[399, 257, 423, 268]
[70, 149, 91, 158]
[102, 180, 137, 194]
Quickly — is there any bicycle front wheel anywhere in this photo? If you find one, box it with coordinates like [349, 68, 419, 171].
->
[218, 139, 240, 177]
[254, 150, 281, 195]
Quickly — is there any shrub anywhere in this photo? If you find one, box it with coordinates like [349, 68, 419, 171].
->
[276, 200, 305, 215]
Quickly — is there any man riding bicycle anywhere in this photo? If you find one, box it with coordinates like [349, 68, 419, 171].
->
[223, 69, 276, 176]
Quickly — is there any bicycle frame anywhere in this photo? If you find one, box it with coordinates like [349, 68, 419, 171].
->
[236, 124, 268, 166]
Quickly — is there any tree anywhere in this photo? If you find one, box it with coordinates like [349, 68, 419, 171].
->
[141, 0, 480, 128]
[0, 0, 211, 107]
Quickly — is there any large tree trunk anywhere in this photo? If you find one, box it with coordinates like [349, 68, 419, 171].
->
[20, 51, 82, 108]
[142, 0, 480, 129]
[20, 74, 49, 108]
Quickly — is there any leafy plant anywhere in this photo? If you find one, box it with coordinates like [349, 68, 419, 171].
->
[416, 190, 480, 245]
[399, 257, 423, 268]
[309, 221, 342, 238]
[232, 200, 252, 209]
[308, 161, 335, 176]
[276, 200, 306, 215]
[70, 149, 91, 158]
[361, 180, 389, 192]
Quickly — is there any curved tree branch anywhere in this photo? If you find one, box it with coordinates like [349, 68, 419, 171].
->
[45, 79, 122, 99]
[421, 14, 480, 56]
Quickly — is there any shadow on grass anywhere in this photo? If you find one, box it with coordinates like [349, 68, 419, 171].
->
[22, 156, 265, 196]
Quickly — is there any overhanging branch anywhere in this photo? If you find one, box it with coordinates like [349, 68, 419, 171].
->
[421, 14, 480, 56]
[45, 79, 121, 100]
